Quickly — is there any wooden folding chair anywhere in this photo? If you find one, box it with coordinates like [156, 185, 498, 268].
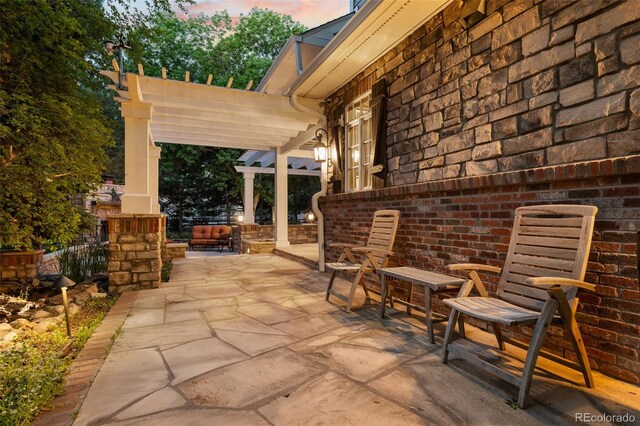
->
[441, 205, 598, 408]
[325, 210, 400, 312]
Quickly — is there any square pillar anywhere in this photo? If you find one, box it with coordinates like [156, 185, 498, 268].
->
[108, 214, 163, 290]
[274, 149, 290, 248]
[243, 171, 255, 224]
[149, 143, 161, 214]
[120, 100, 153, 213]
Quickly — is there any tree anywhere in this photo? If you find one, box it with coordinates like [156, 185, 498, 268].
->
[0, 0, 191, 250]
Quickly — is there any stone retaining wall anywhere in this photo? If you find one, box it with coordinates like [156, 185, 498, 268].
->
[107, 214, 163, 290]
[0, 250, 43, 281]
[234, 224, 318, 249]
[162, 243, 187, 261]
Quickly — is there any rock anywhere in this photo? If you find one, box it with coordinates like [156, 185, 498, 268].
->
[559, 54, 596, 88]
[47, 305, 65, 315]
[0, 341, 14, 352]
[547, 137, 606, 165]
[492, 117, 518, 139]
[518, 106, 553, 133]
[33, 322, 55, 333]
[508, 42, 574, 83]
[492, 8, 540, 50]
[469, 12, 502, 42]
[0, 323, 12, 332]
[523, 69, 557, 98]
[3, 331, 18, 342]
[9, 318, 31, 329]
[40, 280, 54, 288]
[559, 80, 595, 107]
[31, 278, 40, 288]
[608, 131, 640, 157]
[90, 292, 107, 299]
[597, 65, 640, 97]
[630, 89, 640, 117]
[498, 150, 545, 171]
[502, 128, 553, 155]
[556, 93, 626, 127]
[477, 69, 508, 97]
[522, 25, 549, 57]
[472, 142, 502, 160]
[32, 310, 51, 319]
[68, 304, 80, 316]
[575, 1, 640, 45]
[466, 159, 498, 176]
[621, 34, 640, 65]
[75, 292, 91, 306]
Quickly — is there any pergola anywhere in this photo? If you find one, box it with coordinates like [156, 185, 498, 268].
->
[100, 71, 326, 251]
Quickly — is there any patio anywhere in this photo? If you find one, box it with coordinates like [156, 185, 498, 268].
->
[73, 253, 639, 425]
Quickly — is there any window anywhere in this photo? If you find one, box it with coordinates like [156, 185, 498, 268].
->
[345, 92, 372, 192]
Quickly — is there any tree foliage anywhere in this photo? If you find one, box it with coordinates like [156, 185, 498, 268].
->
[0, 0, 190, 250]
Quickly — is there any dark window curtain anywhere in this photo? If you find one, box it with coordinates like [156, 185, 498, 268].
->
[330, 107, 344, 194]
[371, 77, 387, 189]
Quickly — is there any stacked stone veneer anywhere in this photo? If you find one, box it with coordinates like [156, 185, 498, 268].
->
[0, 250, 43, 281]
[108, 214, 163, 289]
[321, 0, 640, 384]
[235, 224, 318, 247]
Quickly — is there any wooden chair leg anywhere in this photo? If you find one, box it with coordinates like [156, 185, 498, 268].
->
[518, 299, 558, 409]
[442, 308, 460, 364]
[326, 270, 338, 301]
[549, 288, 595, 388]
[346, 268, 366, 313]
[458, 315, 466, 338]
[492, 323, 505, 350]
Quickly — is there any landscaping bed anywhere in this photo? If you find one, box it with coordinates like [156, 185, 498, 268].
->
[0, 291, 119, 425]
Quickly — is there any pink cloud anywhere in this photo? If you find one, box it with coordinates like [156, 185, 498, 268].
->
[180, 0, 350, 28]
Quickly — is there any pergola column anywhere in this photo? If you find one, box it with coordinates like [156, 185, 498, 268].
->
[243, 171, 255, 224]
[120, 100, 153, 213]
[274, 148, 289, 248]
[149, 142, 161, 214]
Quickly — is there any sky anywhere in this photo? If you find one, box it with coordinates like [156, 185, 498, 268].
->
[177, 0, 351, 28]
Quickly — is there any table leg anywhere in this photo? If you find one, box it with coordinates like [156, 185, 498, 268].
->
[406, 283, 413, 315]
[380, 274, 387, 318]
[425, 286, 434, 344]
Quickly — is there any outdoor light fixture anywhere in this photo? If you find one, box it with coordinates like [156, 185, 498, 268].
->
[104, 37, 132, 90]
[54, 275, 76, 337]
[304, 210, 317, 223]
[459, 0, 486, 28]
[236, 213, 244, 223]
[313, 128, 329, 163]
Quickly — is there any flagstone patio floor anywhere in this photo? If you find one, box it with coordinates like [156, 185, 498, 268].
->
[74, 254, 640, 425]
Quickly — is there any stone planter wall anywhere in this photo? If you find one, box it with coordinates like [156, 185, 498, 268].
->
[0, 250, 44, 282]
[107, 214, 163, 290]
[162, 243, 187, 261]
[233, 224, 318, 251]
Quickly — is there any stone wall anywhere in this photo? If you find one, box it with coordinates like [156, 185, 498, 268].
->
[162, 243, 187, 261]
[325, 0, 640, 187]
[234, 224, 318, 249]
[320, 156, 640, 384]
[107, 214, 163, 290]
[320, 0, 640, 384]
[0, 250, 43, 282]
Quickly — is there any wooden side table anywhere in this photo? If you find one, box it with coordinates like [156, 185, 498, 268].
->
[379, 267, 466, 344]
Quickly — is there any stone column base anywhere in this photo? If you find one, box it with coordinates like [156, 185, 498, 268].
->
[108, 214, 164, 289]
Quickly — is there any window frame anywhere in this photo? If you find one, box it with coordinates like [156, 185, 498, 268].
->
[344, 92, 373, 193]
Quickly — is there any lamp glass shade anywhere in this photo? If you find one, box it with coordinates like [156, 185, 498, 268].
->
[313, 140, 327, 163]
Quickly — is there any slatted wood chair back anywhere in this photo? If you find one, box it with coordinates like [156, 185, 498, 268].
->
[365, 210, 401, 267]
[497, 205, 598, 312]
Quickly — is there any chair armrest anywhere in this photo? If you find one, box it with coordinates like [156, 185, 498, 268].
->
[351, 247, 394, 256]
[328, 243, 361, 249]
[527, 277, 596, 291]
[446, 263, 502, 274]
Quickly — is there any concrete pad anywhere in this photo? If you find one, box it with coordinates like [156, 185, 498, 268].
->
[260, 372, 426, 425]
[289, 324, 370, 353]
[165, 293, 196, 303]
[369, 361, 549, 425]
[104, 408, 269, 425]
[237, 302, 306, 325]
[179, 349, 322, 408]
[116, 387, 186, 420]
[241, 290, 292, 304]
[123, 308, 164, 329]
[209, 316, 289, 335]
[111, 319, 212, 352]
[273, 314, 353, 339]
[162, 338, 248, 385]
[133, 296, 165, 309]
[216, 330, 297, 356]
[203, 306, 239, 321]
[305, 342, 412, 382]
[281, 294, 341, 314]
[74, 348, 169, 426]
[185, 284, 245, 299]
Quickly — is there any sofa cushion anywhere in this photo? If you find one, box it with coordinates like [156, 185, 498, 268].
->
[190, 239, 209, 245]
[192, 225, 211, 239]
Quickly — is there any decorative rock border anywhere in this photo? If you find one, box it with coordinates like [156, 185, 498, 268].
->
[33, 291, 137, 426]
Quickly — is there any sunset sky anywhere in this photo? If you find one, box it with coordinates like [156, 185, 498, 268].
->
[178, 0, 352, 28]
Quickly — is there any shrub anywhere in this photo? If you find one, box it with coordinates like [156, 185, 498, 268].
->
[58, 243, 108, 283]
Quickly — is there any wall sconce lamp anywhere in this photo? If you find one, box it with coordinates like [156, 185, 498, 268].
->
[459, 0, 486, 28]
[313, 128, 329, 163]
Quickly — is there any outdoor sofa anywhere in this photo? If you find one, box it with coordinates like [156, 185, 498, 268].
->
[188, 225, 233, 251]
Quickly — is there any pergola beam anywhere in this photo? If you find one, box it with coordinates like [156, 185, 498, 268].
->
[280, 123, 321, 154]
[155, 118, 302, 138]
[151, 125, 290, 143]
[243, 150, 267, 166]
[235, 165, 321, 176]
[153, 135, 278, 151]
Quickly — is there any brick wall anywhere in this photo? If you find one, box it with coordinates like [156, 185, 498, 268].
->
[325, 0, 640, 188]
[320, 0, 640, 384]
[320, 157, 640, 383]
